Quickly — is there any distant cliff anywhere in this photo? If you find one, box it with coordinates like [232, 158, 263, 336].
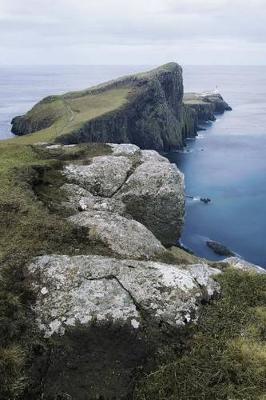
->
[11, 63, 231, 151]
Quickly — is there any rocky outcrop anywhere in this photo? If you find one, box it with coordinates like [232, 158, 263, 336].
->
[69, 211, 166, 259]
[63, 155, 133, 197]
[23, 143, 222, 399]
[63, 144, 185, 246]
[28, 254, 221, 337]
[115, 157, 184, 245]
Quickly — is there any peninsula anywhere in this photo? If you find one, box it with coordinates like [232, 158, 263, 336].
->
[11, 63, 231, 150]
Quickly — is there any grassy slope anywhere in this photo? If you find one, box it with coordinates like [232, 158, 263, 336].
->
[11, 87, 131, 144]
[135, 269, 266, 400]
[0, 139, 114, 398]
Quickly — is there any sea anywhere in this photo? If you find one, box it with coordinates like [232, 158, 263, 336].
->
[0, 65, 265, 267]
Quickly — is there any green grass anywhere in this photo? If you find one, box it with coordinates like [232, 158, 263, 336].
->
[0, 140, 112, 399]
[11, 87, 131, 144]
[135, 269, 266, 400]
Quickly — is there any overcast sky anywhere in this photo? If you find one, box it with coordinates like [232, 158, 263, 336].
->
[0, 0, 266, 65]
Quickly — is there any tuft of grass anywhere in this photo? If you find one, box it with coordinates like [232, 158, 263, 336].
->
[135, 269, 266, 400]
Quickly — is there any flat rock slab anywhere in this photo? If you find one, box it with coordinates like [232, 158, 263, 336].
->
[69, 211, 166, 259]
[63, 155, 133, 197]
[28, 255, 221, 337]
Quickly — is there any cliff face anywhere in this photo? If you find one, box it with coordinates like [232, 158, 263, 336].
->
[183, 92, 232, 126]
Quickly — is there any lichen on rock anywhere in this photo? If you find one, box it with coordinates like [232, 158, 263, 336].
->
[28, 254, 221, 337]
[63, 144, 185, 247]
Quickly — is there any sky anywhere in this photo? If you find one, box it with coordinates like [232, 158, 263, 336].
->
[0, 0, 266, 65]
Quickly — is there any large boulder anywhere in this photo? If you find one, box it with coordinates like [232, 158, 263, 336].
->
[68, 211, 166, 259]
[115, 159, 185, 245]
[28, 254, 221, 337]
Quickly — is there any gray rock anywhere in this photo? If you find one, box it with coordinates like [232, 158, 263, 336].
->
[223, 257, 266, 274]
[63, 155, 132, 197]
[28, 255, 221, 337]
[108, 143, 140, 156]
[140, 150, 169, 163]
[69, 211, 166, 259]
[115, 159, 185, 245]
[62, 183, 126, 214]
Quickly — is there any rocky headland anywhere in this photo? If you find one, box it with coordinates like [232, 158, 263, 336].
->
[11, 63, 231, 150]
[1, 64, 265, 400]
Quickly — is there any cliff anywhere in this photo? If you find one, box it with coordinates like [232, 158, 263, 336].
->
[11, 63, 231, 151]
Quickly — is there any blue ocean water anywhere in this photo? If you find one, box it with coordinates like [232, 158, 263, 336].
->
[0, 65, 265, 267]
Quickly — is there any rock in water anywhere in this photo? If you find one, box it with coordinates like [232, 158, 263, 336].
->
[207, 240, 235, 256]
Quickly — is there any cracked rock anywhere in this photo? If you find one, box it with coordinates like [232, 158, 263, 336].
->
[68, 211, 166, 259]
[63, 155, 133, 197]
[28, 255, 221, 337]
